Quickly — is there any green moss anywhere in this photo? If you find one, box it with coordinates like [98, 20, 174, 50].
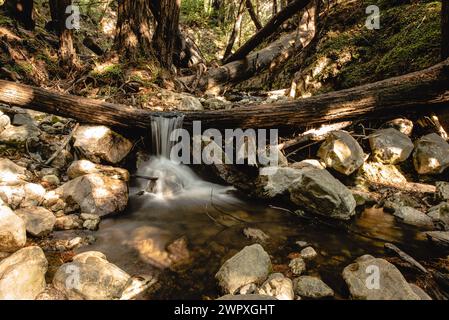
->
[90, 64, 123, 81]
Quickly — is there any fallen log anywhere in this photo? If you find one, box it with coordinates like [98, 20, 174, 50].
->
[223, 0, 311, 64]
[0, 58, 449, 132]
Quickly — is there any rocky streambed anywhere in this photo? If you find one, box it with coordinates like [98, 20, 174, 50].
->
[1, 100, 449, 300]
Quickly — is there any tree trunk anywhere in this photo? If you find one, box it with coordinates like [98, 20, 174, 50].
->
[223, 0, 311, 64]
[152, 0, 181, 68]
[49, 0, 77, 68]
[223, 0, 245, 61]
[1, 58, 449, 132]
[114, 0, 153, 63]
[246, 0, 262, 30]
[443, 0, 449, 59]
[4, 0, 34, 30]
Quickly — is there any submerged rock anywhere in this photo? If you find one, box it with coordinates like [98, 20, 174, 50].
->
[342, 255, 420, 300]
[393, 206, 434, 229]
[369, 128, 414, 164]
[317, 130, 365, 175]
[67, 160, 130, 181]
[257, 273, 294, 300]
[243, 228, 270, 243]
[293, 276, 334, 298]
[73, 125, 132, 164]
[300, 246, 318, 260]
[55, 173, 128, 217]
[215, 244, 271, 295]
[0, 246, 48, 300]
[413, 133, 449, 175]
[288, 164, 356, 220]
[53, 251, 130, 300]
[0, 205, 26, 252]
[15, 206, 56, 237]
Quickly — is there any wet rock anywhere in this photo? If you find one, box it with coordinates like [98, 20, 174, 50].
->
[55, 173, 128, 217]
[217, 294, 277, 300]
[257, 273, 294, 300]
[67, 160, 129, 181]
[427, 202, 449, 227]
[54, 214, 83, 230]
[0, 124, 40, 146]
[393, 207, 434, 229]
[289, 257, 306, 275]
[80, 213, 101, 231]
[0, 158, 27, 186]
[35, 285, 67, 300]
[73, 125, 132, 164]
[342, 255, 420, 300]
[409, 283, 432, 300]
[15, 206, 56, 237]
[435, 181, 449, 201]
[317, 130, 365, 175]
[288, 165, 356, 220]
[0, 205, 26, 252]
[369, 128, 414, 164]
[356, 162, 406, 186]
[385, 118, 413, 136]
[413, 133, 449, 175]
[0, 246, 48, 300]
[215, 244, 272, 294]
[243, 228, 270, 243]
[424, 231, 449, 248]
[293, 276, 334, 298]
[300, 246, 318, 260]
[53, 251, 130, 300]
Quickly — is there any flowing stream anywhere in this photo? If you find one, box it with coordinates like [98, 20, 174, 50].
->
[71, 115, 444, 299]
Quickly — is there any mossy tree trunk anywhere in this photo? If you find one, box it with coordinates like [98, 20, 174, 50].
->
[114, 0, 154, 63]
[4, 0, 34, 30]
[443, 0, 449, 59]
[49, 0, 78, 69]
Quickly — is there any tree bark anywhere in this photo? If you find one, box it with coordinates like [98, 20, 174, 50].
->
[443, 0, 449, 59]
[223, 0, 245, 61]
[246, 0, 262, 30]
[223, 0, 311, 64]
[114, 0, 153, 63]
[152, 0, 181, 68]
[4, 0, 34, 30]
[1, 59, 449, 132]
[49, 0, 78, 68]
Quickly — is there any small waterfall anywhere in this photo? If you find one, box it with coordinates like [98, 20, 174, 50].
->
[150, 114, 184, 158]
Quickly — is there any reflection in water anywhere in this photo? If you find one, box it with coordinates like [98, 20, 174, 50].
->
[78, 159, 441, 299]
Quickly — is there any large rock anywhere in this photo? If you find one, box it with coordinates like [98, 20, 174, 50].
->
[53, 251, 130, 300]
[0, 183, 46, 209]
[0, 205, 26, 252]
[317, 130, 365, 175]
[393, 206, 434, 229]
[288, 165, 356, 220]
[55, 173, 128, 216]
[0, 158, 27, 186]
[342, 255, 420, 300]
[293, 276, 334, 298]
[413, 133, 449, 175]
[215, 244, 272, 294]
[73, 125, 132, 164]
[355, 161, 407, 187]
[0, 246, 48, 300]
[0, 124, 40, 146]
[15, 207, 56, 237]
[369, 128, 414, 164]
[257, 273, 294, 300]
[67, 160, 129, 181]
